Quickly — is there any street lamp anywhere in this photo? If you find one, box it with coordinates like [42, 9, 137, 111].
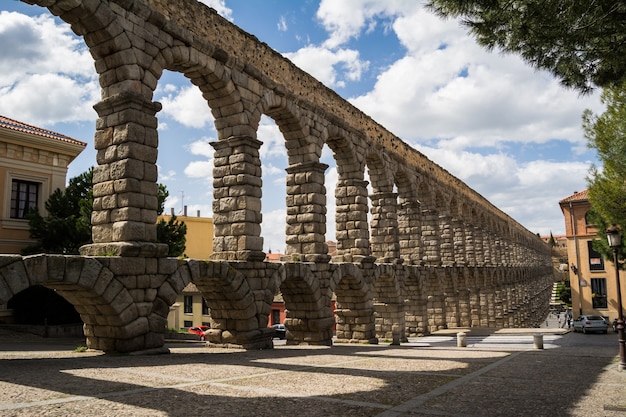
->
[606, 225, 625, 371]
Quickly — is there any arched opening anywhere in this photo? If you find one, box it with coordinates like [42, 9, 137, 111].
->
[7, 285, 80, 326]
[257, 115, 288, 255]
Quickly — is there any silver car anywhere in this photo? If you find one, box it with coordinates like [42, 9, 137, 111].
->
[572, 315, 609, 334]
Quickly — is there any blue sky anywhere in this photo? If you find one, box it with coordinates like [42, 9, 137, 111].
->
[1, 0, 604, 254]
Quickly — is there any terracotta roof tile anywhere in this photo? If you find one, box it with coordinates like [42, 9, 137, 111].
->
[559, 189, 588, 203]
[0, 114, 86, 147]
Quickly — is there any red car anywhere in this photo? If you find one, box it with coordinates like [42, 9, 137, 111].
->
[188, 326, 210, 336]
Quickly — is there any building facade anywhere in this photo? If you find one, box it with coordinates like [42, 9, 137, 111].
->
[161, 208, 214, 329]
[0, 115, 85, 323]
[0, 115, 86, 254]
[560, 190, 623, 320]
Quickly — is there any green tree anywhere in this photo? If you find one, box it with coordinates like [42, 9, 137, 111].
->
[155, 184, 187, 257]
[548, 232, 556, 247]
[556, 281, 572, 307]
[23, 168, 93, 255]
[24, 169, 186, 257]
[584, 83, 626, 266]
[426, 1, 626, 93]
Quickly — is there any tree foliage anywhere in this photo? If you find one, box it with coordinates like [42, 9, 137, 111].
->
[24, 168, 186, 257]
[556, 281, 572, 307]
[23, 168, 93, 255]
[426, 1, 626, 93]
[584, 83, 626, 265]
[155, 183, 187, 257]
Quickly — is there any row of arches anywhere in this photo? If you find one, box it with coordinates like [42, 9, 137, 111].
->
[0, 254, 553, 352]
[24, 0, 549, 266]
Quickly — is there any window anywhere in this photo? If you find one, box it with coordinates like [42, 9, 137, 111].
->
[184, 295, 193, 314]
[591, 278, 608, 309]
[183, 320, 193, 328]
[202, 298, 210, 316]
[10, 180, 39, 219]
[588, 241, 605, 271]
[272, 309, 281, 326]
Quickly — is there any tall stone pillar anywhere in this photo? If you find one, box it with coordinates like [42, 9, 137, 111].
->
[439, 214, 454, 265]
[452, 217, 466, 265]
[464, 223, 476, 266]
[210, 136, 265, 261]
[370, 191, 400, 263]
[482, 230, 493, 265]
[334, 178, 370, 261]
[421, 209, 440, 265]
[285, 161, 330, 262]
[473, 226, 485, 265]
[398, 201, 422, 264]
[80, 92, 168, 257]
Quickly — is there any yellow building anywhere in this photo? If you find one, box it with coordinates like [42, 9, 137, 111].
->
[158, 208, 214, 259]
[160, 208, 214, 329]
[0, 115, 86, 254]
[560, 190, 624, 320]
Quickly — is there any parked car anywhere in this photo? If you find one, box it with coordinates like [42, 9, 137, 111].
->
[271, 324, 286, 339]
[188, 325, 210, 336]
[572, 315, 608, 334]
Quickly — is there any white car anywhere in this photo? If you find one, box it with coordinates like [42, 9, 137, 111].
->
[572, 315, 609, 334]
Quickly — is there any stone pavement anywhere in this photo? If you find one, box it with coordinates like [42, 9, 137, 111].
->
[0, 326, 625, 417]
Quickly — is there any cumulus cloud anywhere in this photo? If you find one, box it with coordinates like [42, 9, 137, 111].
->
[158, 86, 213, 129]
[316, 0, 418, 49]
[284, 46, 368, 88]
[187, 139, 215, 158]
[198, 0, 233, 21]
[258, 116, 287, 159]
[262, 209, 287, 254]
[0, 11, 98, 124]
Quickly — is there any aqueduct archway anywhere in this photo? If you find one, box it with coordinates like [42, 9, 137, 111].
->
[0, 0, 553, 352]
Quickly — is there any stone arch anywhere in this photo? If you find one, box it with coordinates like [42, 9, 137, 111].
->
[325, 126, 370, 260]
[366, 151, 400, 262]
[403, 266, 429, 335]
[252, 97, 329, 260]
[330, 263, 376, 343]
[162, 47, 244, 137]
[0, 255, 149, 353]
[269, 263, 334, 345]
[371, 264, 405, 341]
[185, 260, 272, 348]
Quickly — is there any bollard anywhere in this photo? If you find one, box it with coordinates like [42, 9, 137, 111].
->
[391, 324, 401, 345]
[533, 334, 543, 349]
[457, 331, 467, 347]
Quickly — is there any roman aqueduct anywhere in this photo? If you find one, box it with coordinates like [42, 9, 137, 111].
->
[0, 0, 552, 353]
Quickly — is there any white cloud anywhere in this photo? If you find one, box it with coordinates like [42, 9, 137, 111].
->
[0, 73, 98, 124]
[414, 143, 591, 235]
[198, 0, 233, 21]
[324, 166, 338, 243]
[316, 0, 418, 49]
[187, 139, 215, 158]
[184, 160, 214, 179]
[258, 116, 286, 159]
[159, 86, 213, 129]
[284, 46, 368, 88]
[0, 11, 98, 124]
[262, 208, 287, 253]
[278, 15, 288, 32]
[158, 169, 177, 182]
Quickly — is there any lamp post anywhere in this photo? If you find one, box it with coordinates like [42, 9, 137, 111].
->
[606, 225, 626, 371]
